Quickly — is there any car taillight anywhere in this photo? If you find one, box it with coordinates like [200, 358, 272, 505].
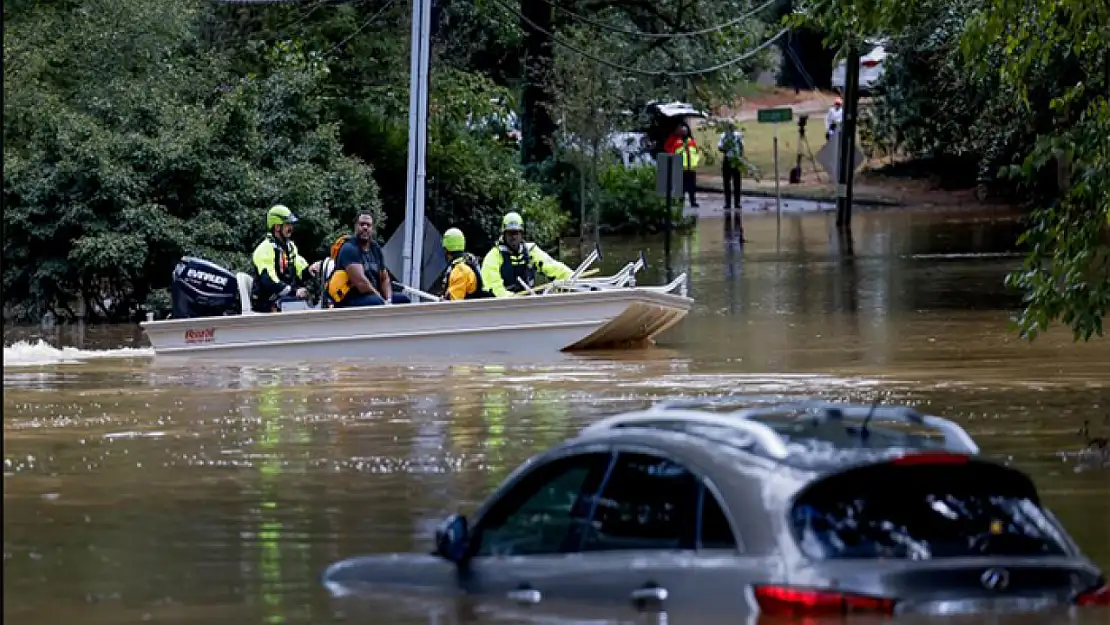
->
[890, 452, 969, 466]
[1076, 583, 1110, 606]
[861, 59, 880, 68]
[753, 585, 896, 616]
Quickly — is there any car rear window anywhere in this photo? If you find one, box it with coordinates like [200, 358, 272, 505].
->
[790, 460, 1072, 560]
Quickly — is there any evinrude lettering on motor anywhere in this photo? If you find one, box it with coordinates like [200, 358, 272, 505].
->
[186, 269, 229, 287]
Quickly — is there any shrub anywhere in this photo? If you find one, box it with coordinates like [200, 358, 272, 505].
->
[595, 163, 692, 236]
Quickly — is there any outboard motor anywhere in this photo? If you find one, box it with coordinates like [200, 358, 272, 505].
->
[170, 256, 242, 319]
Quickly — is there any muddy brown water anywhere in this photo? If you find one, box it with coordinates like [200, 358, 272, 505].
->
[5, 208, 1110, 625]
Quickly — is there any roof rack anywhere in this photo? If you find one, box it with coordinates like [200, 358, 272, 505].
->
[579, 409, 793, 459]
[577, 397, 981, 458]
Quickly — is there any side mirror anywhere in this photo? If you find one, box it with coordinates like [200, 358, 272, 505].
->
[434, 514, 469, 563]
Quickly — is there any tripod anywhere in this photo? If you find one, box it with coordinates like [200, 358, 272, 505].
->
[789, 114, 822, 183]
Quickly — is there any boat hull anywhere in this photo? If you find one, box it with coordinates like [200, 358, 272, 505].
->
[140, 289, 692, 361]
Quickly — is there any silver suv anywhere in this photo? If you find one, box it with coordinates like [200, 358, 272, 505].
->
[323, 399, 1110, 620]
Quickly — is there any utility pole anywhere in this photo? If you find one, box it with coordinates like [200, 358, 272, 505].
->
[835, 44, 861, 230]
[401, 0, 432, 289]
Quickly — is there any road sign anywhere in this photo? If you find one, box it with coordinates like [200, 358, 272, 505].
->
[816, 139, 865, 180]
[757, 107, 793, 124]
[655, 154, 683, 198]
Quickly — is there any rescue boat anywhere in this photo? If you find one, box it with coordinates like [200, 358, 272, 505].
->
[140, 249, 693, 361]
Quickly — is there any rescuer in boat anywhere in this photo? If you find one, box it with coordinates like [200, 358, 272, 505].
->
[432, 228, 489, 301]
[251, 204, 321, 313]
[480, 211, 573, 297]
[326, 212, 411, 307]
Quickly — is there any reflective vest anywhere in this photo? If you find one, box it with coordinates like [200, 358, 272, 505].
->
[678, 139, 700, 170]
[431, 253, 488, 300]
[251, 235, 302, 311]
[499, 243, 536, 293]
[253, 235, 300, 285]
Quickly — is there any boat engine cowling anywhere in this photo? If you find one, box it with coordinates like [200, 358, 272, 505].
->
[170, 256, 242, 319]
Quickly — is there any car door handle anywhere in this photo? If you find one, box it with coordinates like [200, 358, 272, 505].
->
[631, 586, 668, 602]
[507, 588, 542, 604]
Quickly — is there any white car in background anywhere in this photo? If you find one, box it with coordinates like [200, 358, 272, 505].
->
[559, 100, 709, 168]
[832, 39, 889, 94]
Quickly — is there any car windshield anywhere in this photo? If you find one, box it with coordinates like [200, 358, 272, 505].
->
[791, 463, 1071, 560]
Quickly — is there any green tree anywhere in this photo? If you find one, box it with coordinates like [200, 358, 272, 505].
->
[205, 0, 567, 252]
[796, 0, 1110, 340]
[3, 0, 380, 321]
[482, 0, 781, 165]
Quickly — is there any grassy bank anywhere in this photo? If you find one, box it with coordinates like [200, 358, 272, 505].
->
[687, 109, 980, 207]
[692, 118, 832, 181]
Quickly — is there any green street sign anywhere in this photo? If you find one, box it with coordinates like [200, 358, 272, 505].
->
[757, 107, 793, 123]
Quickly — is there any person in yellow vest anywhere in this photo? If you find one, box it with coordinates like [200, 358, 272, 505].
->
[433, 228, 489, 301]
[667, 124, 701, 208]
[480, 211, 573, 298]
[250, 204, 321, 313]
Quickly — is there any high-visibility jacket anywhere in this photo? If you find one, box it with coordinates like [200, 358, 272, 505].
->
[675, 139, 701, 170]
[480, 240, 573, 298]
[250, 234, 310, 311]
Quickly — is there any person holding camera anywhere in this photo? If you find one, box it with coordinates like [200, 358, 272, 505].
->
[717, 121, 745, 210]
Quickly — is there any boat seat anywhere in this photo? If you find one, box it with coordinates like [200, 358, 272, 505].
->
[235, 272, 254, 315]
[319, 257, 335, 309]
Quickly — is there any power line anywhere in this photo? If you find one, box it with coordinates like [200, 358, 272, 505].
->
[490, 0, 787, 78]
[325, 0, 398, 56]
[286, 0, 331, 30]
[209, 0, 316, 5]
[272, 0, 356, 42]
[536, 0, 780, 39]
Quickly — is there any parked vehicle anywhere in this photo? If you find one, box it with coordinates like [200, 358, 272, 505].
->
[557, 100, 709, 167]
[832, 39, 890, 94]
[323, 399, 1110, 621]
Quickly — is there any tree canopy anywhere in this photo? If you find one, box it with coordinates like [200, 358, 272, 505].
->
[3, 0, 381, 321]
[796, 0, 1110, 340]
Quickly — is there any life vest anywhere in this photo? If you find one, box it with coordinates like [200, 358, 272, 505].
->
[324, 234, 352, 307]
[431, 253, 488, 300]
[499, 243, 536, 293]
[251, 235, 302, 312]
[252, 235, 300, 285]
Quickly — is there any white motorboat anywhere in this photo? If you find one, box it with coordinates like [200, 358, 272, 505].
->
[140, 250, 693, 361]
[141, 0, 697, 363]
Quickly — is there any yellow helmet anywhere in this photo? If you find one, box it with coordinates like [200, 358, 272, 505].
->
[442, 228, 465, 253]
[266, 204, 298, 229]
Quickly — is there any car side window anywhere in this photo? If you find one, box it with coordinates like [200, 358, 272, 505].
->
[699, 487, 738, 550]
[473, 452, 611, 558]
[580, 452, 701, 551]
[580, 451, 739, 552]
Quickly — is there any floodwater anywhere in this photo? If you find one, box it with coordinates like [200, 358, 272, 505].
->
[4, 207, 1110, 625]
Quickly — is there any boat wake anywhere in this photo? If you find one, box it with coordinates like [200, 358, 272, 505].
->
[2, 340, 154, 368]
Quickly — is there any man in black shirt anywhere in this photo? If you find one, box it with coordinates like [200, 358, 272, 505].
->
[333, 213, 411, 307]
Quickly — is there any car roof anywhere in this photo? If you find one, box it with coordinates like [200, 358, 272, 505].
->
[645, 100, 709, 119]
[485, 400, 988, 555]
[570, 398, 983, 475]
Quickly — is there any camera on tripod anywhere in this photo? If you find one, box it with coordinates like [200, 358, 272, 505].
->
[789, 114, 817, 185]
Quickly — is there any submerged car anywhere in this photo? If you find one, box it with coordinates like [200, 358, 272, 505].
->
[323, 399, 1110, 621]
